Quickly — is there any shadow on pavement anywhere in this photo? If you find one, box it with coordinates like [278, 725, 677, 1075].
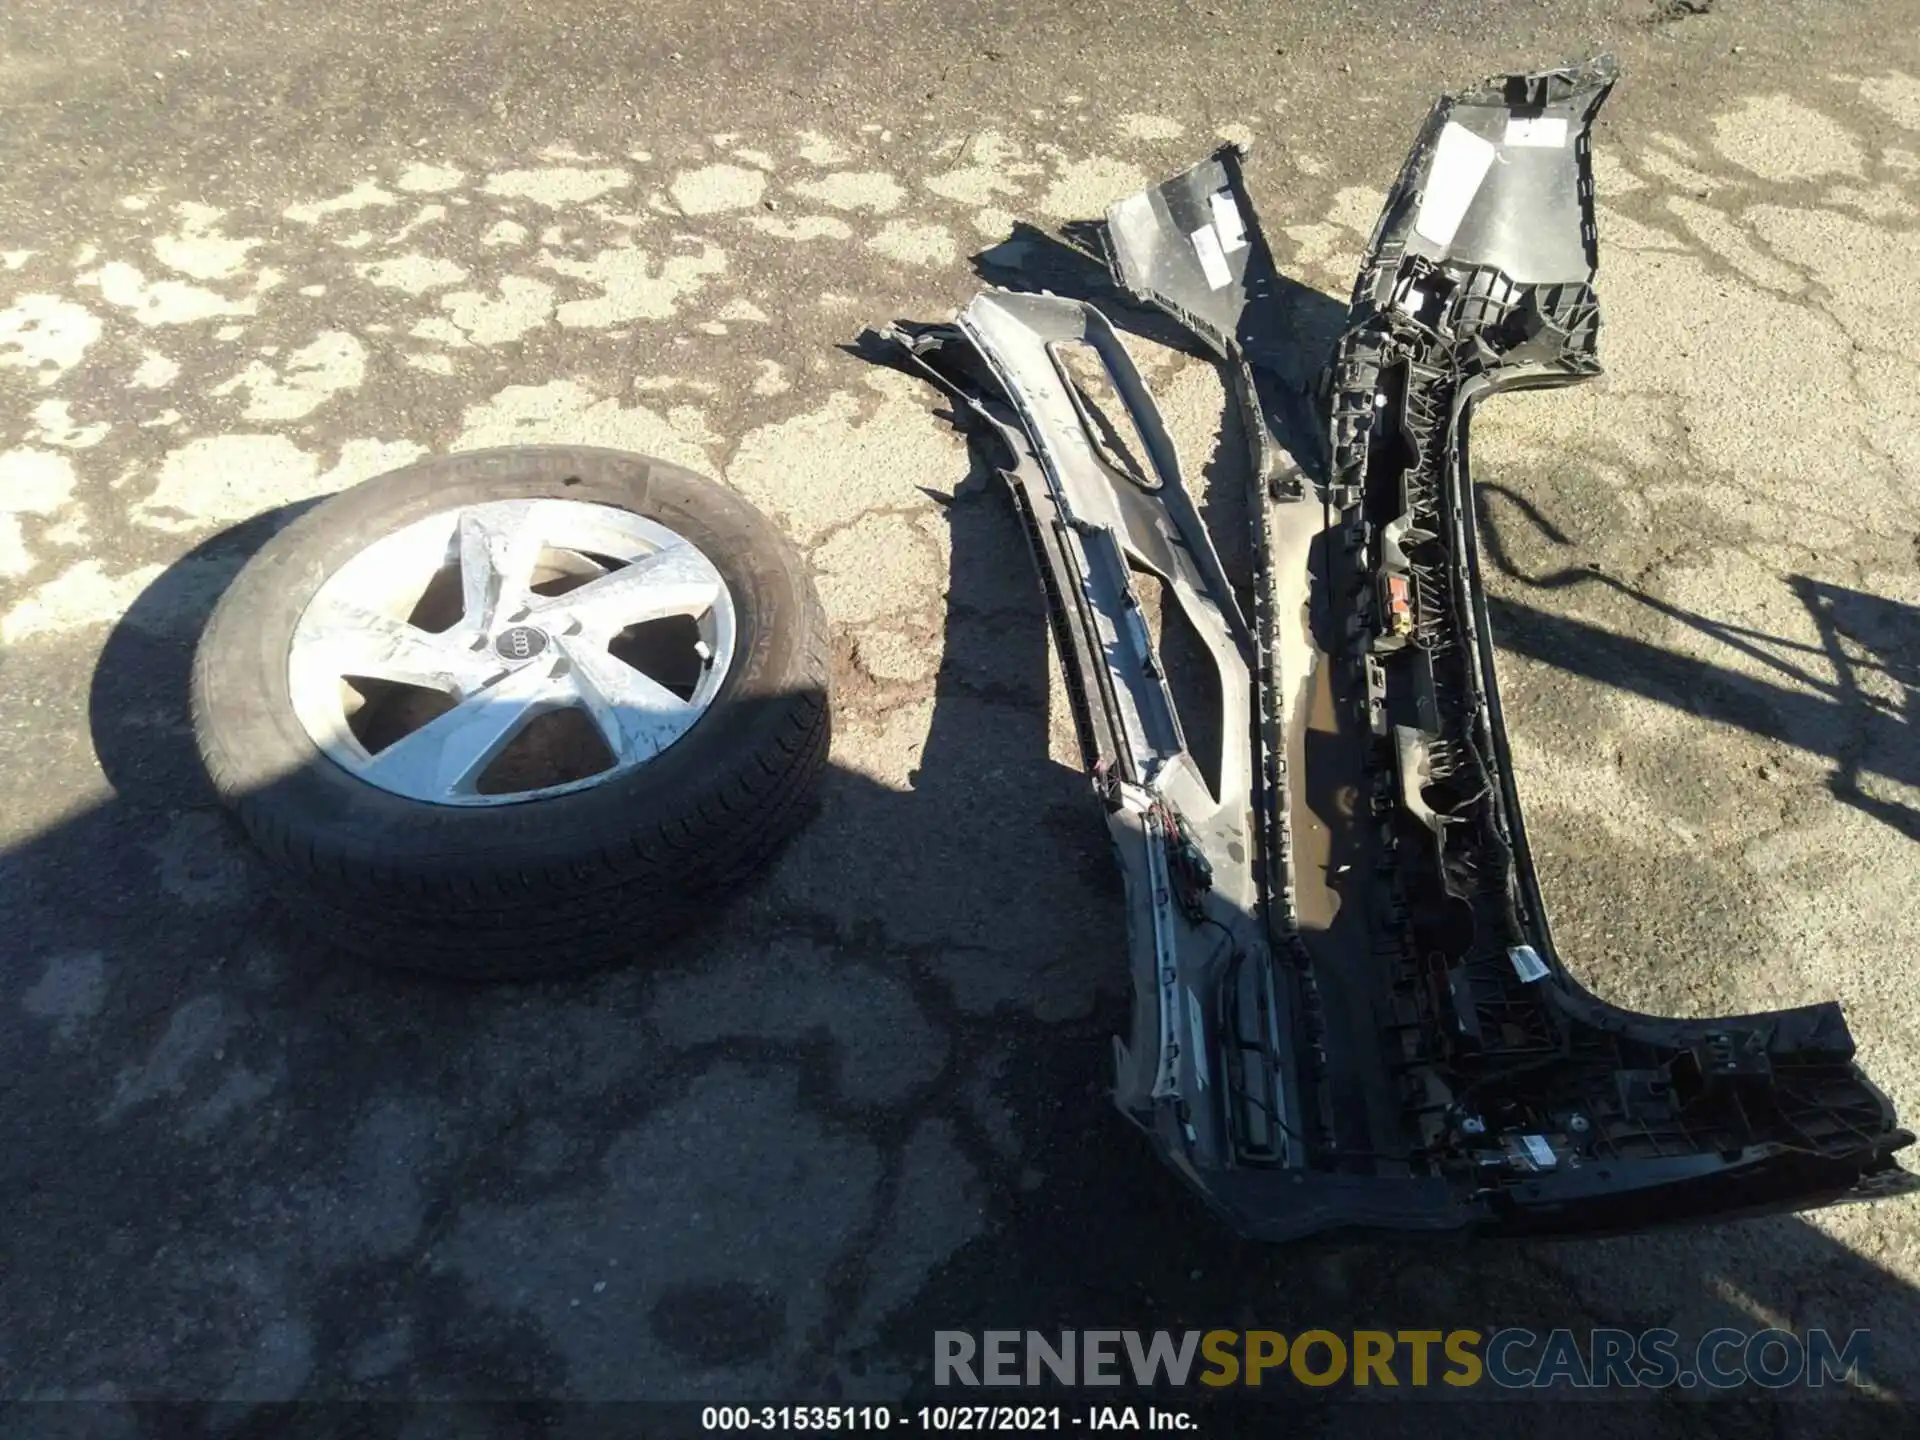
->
[1475, 482, 1920, 844]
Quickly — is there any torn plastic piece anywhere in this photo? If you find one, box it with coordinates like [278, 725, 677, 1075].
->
[885, 290, 1292, 1166]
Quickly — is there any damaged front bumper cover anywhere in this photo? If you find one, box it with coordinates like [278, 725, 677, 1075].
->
[883, 57, 1914, 1239]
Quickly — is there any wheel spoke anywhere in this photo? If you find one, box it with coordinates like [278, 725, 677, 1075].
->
[293, 597, 494, 693]
[534, 542, 722, 638]
[458, 502, 546, 632]
[558, 636, 701, 764]
[358, 660, 557, 800]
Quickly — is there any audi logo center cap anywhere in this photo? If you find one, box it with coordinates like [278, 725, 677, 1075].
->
[494, 625, 550, 661]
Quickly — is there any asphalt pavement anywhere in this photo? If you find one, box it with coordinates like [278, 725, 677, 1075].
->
[3, 0, 1919, 1429]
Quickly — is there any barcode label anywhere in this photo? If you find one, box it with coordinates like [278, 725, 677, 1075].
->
[1509, 944, 1549, 982]
[1189, 224, 1232, 289]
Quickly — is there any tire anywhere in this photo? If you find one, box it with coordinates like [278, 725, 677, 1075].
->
[191, 446, 830, 980]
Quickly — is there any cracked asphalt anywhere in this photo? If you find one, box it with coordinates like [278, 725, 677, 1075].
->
[2, 0, 1918, 1429]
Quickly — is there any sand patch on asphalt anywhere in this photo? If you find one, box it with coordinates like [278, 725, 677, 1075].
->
[452, 380, 718, 473]
[1711, 96, 1866, 180]
[481, 167, 629, 206]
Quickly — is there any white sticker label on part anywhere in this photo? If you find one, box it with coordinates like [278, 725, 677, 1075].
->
[1508, 944, 1550, 983]
[1412, 120, 1498, 248]
[1504, 115, 1569, 148]
[1520, 1134, 1558, 1169]
[1209, 189, 1248, 252]
[1189, 223, 1232, 289]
